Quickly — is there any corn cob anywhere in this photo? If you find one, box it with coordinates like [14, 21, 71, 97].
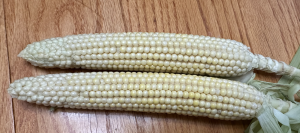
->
[18, 32, 300, 77]
[8, 72, 295, 121]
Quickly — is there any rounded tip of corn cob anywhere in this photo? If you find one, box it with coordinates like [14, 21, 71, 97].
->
[17, 49, 27, 58]
[18, 37, 69, 68]
[8, 72, 267, 120]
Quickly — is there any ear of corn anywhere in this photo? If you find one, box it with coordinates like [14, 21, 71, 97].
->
[7, 71, 281, 121]
[18, 32, 300, 78]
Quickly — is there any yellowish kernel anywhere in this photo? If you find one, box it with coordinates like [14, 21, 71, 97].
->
[183, 91, 189, 98]
[131, 90, 137, 97]
[198, 80, 204, 86]
[188, 92, 195, 99]
[139, 84, 145, 90]
[220, 89, 227, 96]
[200, 94, 206, 100]
[194, 93, 201, 99]
[153, 98, 159, 104]
[211, 102, 217, 109]
[204, 87, 210, 94]
[206, 94, 212, 101]
[89, 98, 95, 103]
[193, 100, 200, 106]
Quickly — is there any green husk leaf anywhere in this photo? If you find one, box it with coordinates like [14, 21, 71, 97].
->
[245, 46, 300, 133]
